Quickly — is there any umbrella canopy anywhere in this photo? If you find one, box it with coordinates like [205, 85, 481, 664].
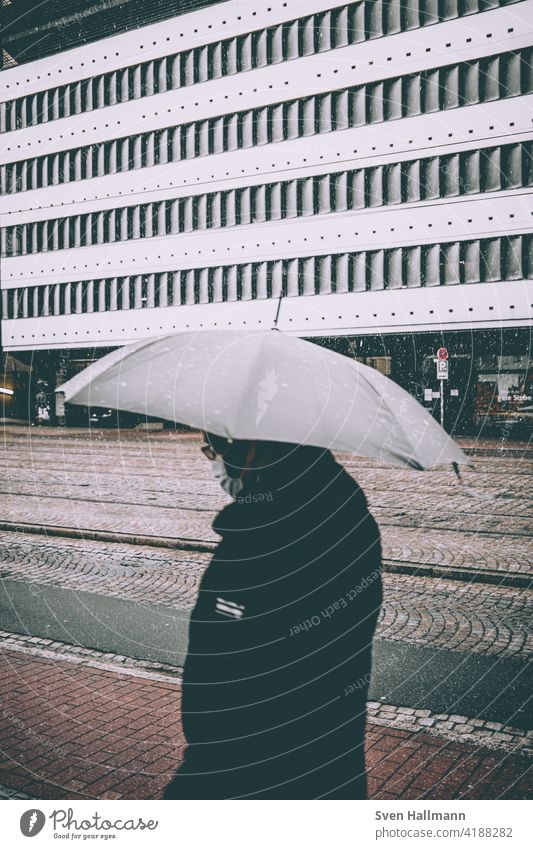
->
[59, 330, 469, 470]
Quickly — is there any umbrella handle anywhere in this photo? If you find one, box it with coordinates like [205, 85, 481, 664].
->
[452, 461, 463, 484]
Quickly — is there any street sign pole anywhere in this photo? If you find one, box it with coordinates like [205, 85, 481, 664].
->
[435, 351, 449, 430]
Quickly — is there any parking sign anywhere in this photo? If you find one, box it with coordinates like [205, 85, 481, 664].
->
[437, 360, 449, 380]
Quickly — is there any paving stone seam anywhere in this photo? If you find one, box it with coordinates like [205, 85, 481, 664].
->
[0, 522, 530, 588]
[4, 485, 533, 526]
[0, 630, 185, 676]
[0, 631, 529, 757]
[1, 541, 531, 659]
[0, 638, 183, 684]
[367, 703, 533, 756]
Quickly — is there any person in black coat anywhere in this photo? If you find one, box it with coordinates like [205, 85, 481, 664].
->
[163, 436, 382, 800]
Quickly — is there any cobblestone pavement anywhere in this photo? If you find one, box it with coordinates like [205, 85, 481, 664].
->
[0, 532, 207, 610]
[0, 630, 183, 679]
[0, 643, 530, 801]
[0, 782, 30, 799]
[1, 430, 531, 801]
[1, 432, 532, 577]
[0, 532, 531, 660]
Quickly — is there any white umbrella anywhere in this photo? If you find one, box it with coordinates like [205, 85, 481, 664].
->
[58, 330, 469, 470]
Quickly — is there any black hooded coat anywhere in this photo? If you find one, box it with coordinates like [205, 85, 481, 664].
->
[164, 447, 382, 800]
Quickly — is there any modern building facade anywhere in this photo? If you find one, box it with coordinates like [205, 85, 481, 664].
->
[1, 0, 532, 431]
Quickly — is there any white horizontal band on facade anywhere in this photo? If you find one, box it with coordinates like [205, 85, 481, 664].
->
[2, 51, 532, 215]
[2, 279, 531, 351]
[3, 97, 531, 221]
[4, 193, 532, 286]
[1, 5, 531, 166]
[3, 234, 531, 321]
[2, 142, 531, 258]
[0, 0, 377, 100]
[1, 0, 525, 103]
[3, 0, 524, 135]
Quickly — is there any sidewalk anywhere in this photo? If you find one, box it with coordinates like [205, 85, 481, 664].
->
[2, 423, 532, 456]
[1, 429, 531, 586]
[0, 427, 530, 802]
[0, 641, 531, 801]
[1, 534, 531, 660]
[1, 425, 199, 442]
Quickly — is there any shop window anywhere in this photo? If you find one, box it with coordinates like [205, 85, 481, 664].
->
[367, 356, 392, 375]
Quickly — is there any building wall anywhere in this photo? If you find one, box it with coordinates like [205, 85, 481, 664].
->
[1, 0, 532, 353]
[1, 1, 229, 68]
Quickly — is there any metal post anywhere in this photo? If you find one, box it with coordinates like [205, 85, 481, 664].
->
[435, 349, 448, 430]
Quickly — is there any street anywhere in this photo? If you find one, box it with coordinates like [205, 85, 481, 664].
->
[0, 426, 531, 800]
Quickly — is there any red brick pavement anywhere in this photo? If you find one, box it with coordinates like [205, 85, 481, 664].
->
[0, 650, 530, 801]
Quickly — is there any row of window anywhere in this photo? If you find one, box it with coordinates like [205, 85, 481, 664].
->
[0, 0, 520, 133]
[4, 235, 531, 319]
[3, 142, 531, 257]
[3, 48, 531, 195]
